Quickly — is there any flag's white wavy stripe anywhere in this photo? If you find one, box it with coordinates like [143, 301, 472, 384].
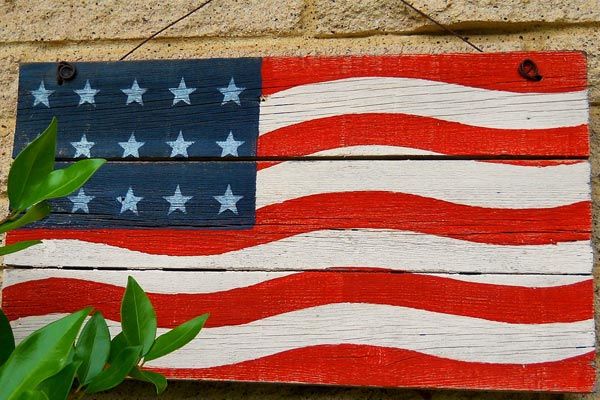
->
[259, 77, 588, 134]
[3, 231, 591, 274]
[305, 145, 442, 157]
[255, 160, 590, 209]
[3, 268, 590, 293]
[11, 305, 594, 366]
[423, 273, 590, 287]
[2, 269, 294, 294]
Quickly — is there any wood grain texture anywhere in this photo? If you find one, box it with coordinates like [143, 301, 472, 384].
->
[5, 160, 591, 273]
[13, 52, 589, 160]
[15, 58, 261, 159]
[259, 52, 589, 158]
[6, 52, 594, 392]
[2, 268, 594, 392]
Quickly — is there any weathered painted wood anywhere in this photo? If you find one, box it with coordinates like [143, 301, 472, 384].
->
[15, 58, 261, 159]
[259, 52, 589, 159]
[5, 230, 592, 274]
[5, 160, 591, 273]
[15, 52, 589, 160]
[6, 52, 593, 392]
[2, 268, 594, 392]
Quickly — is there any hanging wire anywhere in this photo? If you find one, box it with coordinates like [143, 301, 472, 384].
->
[398, 0, 484, 52]
[120, 0, 216, 60]
[120, 0, 483, 60]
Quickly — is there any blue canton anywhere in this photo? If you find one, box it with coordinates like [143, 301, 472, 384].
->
[15, 59, 261, 229]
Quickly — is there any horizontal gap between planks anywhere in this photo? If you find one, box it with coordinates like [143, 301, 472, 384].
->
[53, 154, 590, 163]
[1, 265, 592, 276]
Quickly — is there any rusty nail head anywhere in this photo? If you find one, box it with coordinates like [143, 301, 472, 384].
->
[518, 59, 542, 82]
[57, 62, 77, 84]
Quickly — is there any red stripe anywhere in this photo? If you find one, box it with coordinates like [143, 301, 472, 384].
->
[257, 114, 589, 159]
[8, 193, 590, 255]
[2, 273, 592, 326]
[151, 345, 595, 392]
[262, 52, 587, 95]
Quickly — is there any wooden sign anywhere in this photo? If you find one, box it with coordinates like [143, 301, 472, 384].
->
[2, 52, 593, 392]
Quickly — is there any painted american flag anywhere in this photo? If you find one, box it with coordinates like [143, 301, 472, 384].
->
[2, 52, 594, 392]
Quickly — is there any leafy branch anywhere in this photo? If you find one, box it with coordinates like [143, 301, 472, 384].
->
[1, 117, 105, 255]
[0, 118, 209, 398]
[0, 277, 208, 399]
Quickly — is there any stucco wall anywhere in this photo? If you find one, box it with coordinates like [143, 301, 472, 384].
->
[1, 1, 599, 399]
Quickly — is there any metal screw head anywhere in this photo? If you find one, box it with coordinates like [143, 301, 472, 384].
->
[56, 62, 77, 84]
[518, 59, 543, 82]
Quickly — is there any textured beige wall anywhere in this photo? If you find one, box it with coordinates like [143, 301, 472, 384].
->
[1, 1, 599, 399]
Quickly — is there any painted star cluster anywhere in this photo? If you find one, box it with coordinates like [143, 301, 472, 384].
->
[69, 183, 244, 217]
[21, 62, 260, 227]
[31, 77, 249, 159]
[31, 77, 245, 108]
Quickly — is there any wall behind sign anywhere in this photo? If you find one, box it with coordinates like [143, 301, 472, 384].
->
[0, 1, 599, 399]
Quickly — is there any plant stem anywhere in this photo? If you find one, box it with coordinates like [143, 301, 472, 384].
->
[68, 389, 86, 400]
[0, 210, 20, 225]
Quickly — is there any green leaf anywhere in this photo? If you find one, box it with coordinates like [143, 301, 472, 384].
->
[145, 313, 208, 362]
[0, 202, 51, 234]
[121, 276, 156, 356]
[20, 159, 106, 209]
[16, 390, 48, 400]
[0, 308, 15, 366]
[84, 346, 141, 394]
[75, 312, 110, 385]
[129, 367, 167, 395]
[0, 308, 90, 400]
[108, 332, 127, 364]
[37, 361, 81, 400]
[0, 240, 42, 256]
[8, 118, 57, 211]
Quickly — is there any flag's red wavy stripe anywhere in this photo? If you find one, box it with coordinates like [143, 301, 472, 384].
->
[2, 273, 592, 326]
[150, 345, 595, 392]
[262, 52, 587, 95]
[256, 114, 589, 161]
[8, 193, 590, 255]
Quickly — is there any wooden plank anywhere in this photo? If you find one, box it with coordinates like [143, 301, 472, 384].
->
[6, 52, 593, 392]
[14, 52, 588, 160]
[2, 268, 594, 392]
[15, 58, 261, 159]
[5, 160, 591, 274]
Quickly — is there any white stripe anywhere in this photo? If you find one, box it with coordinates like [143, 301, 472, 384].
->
[424, 273, 590, 287]
[259, 77, 588, 133]
[3, 233, 591, 274]
[3, 268, 589, 292]
[256, 160, 590, 209]
[2, 269, 294, 293]
[307, 145, 442, 157]
[11, 306, 594, 366]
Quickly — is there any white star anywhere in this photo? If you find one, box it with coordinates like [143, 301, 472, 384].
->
[74, 80, 100, 106]
[163, 185, 193, 215]
[121, 79, 147, 105]
[31, 81, 54, 108]
[119, 133, 145, 158]
[213, 184, 243, 215]
[218, 77, 245, 106]
[216, 131, 245, 157]
[117, 187, 143, 215]
[70, 134, 95, 158]
[169, 77, 196, 105]
[167, 131, 195, 157]
[68, 188, 95, 213]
